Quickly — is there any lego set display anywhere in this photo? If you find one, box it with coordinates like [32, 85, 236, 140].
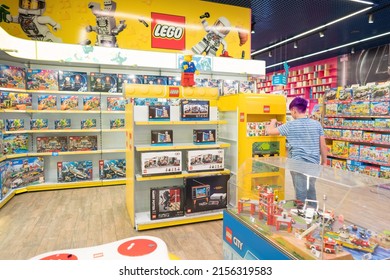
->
[54, 119, 71, 130]
[150, 186, 185, 220]
[107, 97, 126, 111]
[148, 105, 170, 121]
[99, 159, 126, 180]
[26, 69, 58, 91]
[187, 149, 224, 172]
[193, 129, 216, 144]
[151, 130, 173, 145]
[30, 119, 49, 130]
[181, 100, 209, 121]
[143, 75, 168, 85]
[81, 119, 97, 130]
[37, 95, 57, 110]
[141, 151, 182, 176]
[117, 74, 143, 92]
[60, 96, 79, 110]
[57, 160, 93, 182]
[2, 134, 29, 155]
[90, 72, 118, 93]
[0, 65, 26, 89]
[5, 119, 24, 131]
[0, 92, 32, 110]
[110, 118, 125, 129]
[68, 136, 98, 152]
[82, 96, 101, 111]
[36, 136, 68, 153]
[58, 71, 88, 92]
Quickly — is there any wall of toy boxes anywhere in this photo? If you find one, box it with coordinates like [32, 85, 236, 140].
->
[323, 83, 390, 179]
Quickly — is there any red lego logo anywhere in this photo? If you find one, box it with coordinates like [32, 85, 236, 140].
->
[151, 12, 185, 50]
[169, 86, 180, 97]
[225, 226, 233, 244]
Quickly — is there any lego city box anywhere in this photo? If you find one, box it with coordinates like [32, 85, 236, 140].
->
[180, 99, 209, 121]
[81, 119, 97, 130]
[110, 118, 125, 129]
[82, 96, 101, 111]
[141, 151, 182, 176]
[107, 97, 126, 111]
[90, 72, 118, 93]
[58, 71, 88, 92]
[26, 69, 58, 91]
[36, 136, 68, 153]
[2, 134, 29, 155]
[37, 95, 57, 110]
[30, 119, 49, 130]
[0, 92, 32, 110]
[150, 186, 185, 220]
[5, 157, 44, 190]
[193, 129, 216, 144]
[54, 119, 71, 130]
[187, 149, 224, 172]
[0, 65, 26, 89]
[143, 75, 168, 85]
[57, 160, 93, 183]
[151, 130, 173, 145]
[68, 136, 98, 152]
[60, 96, 79, 110]
[5, 119, 24, 131]
[99, 159, 126, 180]
[117, 74, 144, 93]
[148, 105, 170, 121]
[184, 174, 230, 214]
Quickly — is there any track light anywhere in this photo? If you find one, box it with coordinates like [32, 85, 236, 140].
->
[368, 13, 373, 23]
[294, 41, 298, 48]
[251, 22, 256, 34]
[351, 47, 355, 54]
[268, 51, 272, 57]
[319, 31, 325, 38]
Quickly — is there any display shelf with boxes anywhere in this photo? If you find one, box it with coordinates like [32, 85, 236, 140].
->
[223, 156, 390, 260]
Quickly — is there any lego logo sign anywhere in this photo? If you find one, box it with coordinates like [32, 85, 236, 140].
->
[225, 226, 233, 244]
[169, 87, 180, 97]
[263, 105, 270, 113]
[151, 13, 185, 50]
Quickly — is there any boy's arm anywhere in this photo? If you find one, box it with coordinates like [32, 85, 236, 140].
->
[266, 119, 281, 135]
[319, 135, 328, 165]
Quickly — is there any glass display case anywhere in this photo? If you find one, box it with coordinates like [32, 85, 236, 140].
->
[223, 157, 390, 260]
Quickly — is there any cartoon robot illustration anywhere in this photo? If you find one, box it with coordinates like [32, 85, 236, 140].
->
[191, 12, 231, 57]
[6, 0, 62, 42]
[82, 0, 127, 48]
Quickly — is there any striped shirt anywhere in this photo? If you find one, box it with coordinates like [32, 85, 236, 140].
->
[277, 118, 324, 164]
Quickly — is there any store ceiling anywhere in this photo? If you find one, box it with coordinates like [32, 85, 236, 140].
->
[204, 0, 390, 72]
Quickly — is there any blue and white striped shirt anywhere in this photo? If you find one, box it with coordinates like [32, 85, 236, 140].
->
[277, 118, 324, 164]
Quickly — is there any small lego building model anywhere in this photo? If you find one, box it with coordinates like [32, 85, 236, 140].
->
[180, 53, 199, 87]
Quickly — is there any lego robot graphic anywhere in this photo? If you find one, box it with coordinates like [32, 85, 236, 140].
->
[6, 0, 62, 42]
[191, 13, 231, 57]
[82, 0, 126, 48]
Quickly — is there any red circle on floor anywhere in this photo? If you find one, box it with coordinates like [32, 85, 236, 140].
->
[40, 253, 78, 260]
[117, 239, 157, 257]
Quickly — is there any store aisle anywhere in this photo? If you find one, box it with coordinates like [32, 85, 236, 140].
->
[0, 185, 223, 260]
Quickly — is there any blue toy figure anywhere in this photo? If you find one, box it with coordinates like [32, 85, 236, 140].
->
[181, 53, 199, 87]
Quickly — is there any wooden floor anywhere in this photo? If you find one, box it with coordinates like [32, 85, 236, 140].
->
[0, 185, 223, 260]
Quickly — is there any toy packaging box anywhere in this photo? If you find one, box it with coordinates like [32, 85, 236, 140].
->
[36, 136, 67, 153]
[5, 119, 24, 131]
[324, 88, 337, 102]
[60, 96, 79, 110]
[337, 88, 352, 101]
[151, 130, 173, 145]
[371, 84, 390, 101]
[348, 144, 360, 159]
[141, 151, 182, 176]
[167, 76, 180, 86]
[150, 186, 185, 220]
[30, 119, 49, 130]
[148, 105, 170, 121]
[184, 174, 229, 214]
[239, 80, 256, 93]
[331, 159, 347, 170]
[331, 140, 349, 158]
[143, 75, 168, 85]
[220, 80, 239, 96]
[180, 100, 209, 121]
[58, 71, 88, 92]
[68, 136, 98, 151]
[370, 101, 389, 115]
[117, 74, 144, 92]
[107, 97, 126, 111]
[325, 103, 338, 116]
[2, 134, 29, 155]
[193, 129, 216, 144]
[110, 118, 125, 129]
[83, 96, 101, 111]
[352, 85, 371, 100]
[54, 119, 71, 130]
[57, 160, 93, 182]
[349, 101, 370, 115]
[81, 119, 97, 129]
[0, 65, 26, 89]
[187, 149, 224, 172]
[99, 159, 126, 180]
[26, 69, 58, 91]
[379, 166, 390, 179]
[0, 161, 10, 200]
[4, 157, 44, 190]
[0, 92, 32, 110]
[90, 72, 118, 93]
[37, 95, 57, 110]
[346, 160, 365, 173]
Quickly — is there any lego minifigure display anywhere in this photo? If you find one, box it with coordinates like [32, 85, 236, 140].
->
[180, 54, 199, 87]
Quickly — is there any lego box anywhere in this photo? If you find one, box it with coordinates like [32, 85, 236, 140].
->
[193, 129, 216, 144]
[150, 186, 185, 220]
[151, 130, 173, 145]
[110, 118, 125, 129]
[68, 136, 98, 152]
[117, 74, 144, 92]
[90, 72, 117, 93]
[54, 119, 71, 130]
[148, 105, 170, 121]
[5, 119, 24, 131]
[30, 119, 49, 130]
[60, 96, 79, 110]
[26, 69, 58, 91]
[37, 95, 57, 110]
[0, 65, 26, 89]
[2, 134, 29, 155]
[143, 75, 168, 85]
[36, 136, 67, 153]
[58, 71, 88, 92]
[0, 92, 32, 110]
[57, 160, 93, 182]
[184, 174, 229, 214]
[81, 119, 97, 130]
[107, 97, 126, 111]
[187, 149, 224, 172]
[82, 96, 101, 111]
[141, 151, 182, 176]
[181, 100, 209, 121]
[5, 157, 44, 190]
[99, 159, 126, 180]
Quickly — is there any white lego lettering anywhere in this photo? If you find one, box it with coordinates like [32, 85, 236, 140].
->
[233, 237, 243, 250]
[154, 24, 183, 39]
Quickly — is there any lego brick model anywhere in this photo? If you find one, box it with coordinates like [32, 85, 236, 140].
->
[0, 64, 26, 89]
[180, 99, 209, 121]
[26, 69, 58, 91]
[57, 160, 93, 182]
[90, 72, 118, 93]
[117, 74, 143, 93]
[143, 75, 168, 85]
[5, 119, 24, 131]
[54, 119, 71, 130]
[151, 130, 173, 145]
[37, 95, 57, 110]
[193, 129, 216, 144]
[68, 136, 98, 151]
[2, 134, 29, 155]
[30, 119, 49, 130]
[0, 92, 32, 110]
[99, 159, 126, 180]
[150, 186, 185, 220]
[60, 96, 79, 110]
[82, 96, 101, 111]
[110, 118, 125, 129]
[107, 97, 126, 111]
[184, 174, 229, 214]
[148, 105, 170, 121]
[36, 136, 67, 153]
[58, 71, 88, 92]
[187, 149, 224, 172]
[141, 151, 182, 176]
[81, 119, 97, 129]
[3, 157, 44, 190]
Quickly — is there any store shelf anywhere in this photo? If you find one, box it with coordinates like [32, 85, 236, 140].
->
[328, 154, 390, 167]
[135, 120, 228, 125]
[26, 90, 123, 96]
[325, 136, 389, 146]
[135, 210, 223, 231]
[28, 149, 126, 157]
[135, 169, 231, 181]
[325, 115, 389, 119]
[3, 128, 126, 134]
[324, 126, 390, 133]
[25, 179, 125, 191]
[135, 142, 230, 151]
[250, 171, 281, 179]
